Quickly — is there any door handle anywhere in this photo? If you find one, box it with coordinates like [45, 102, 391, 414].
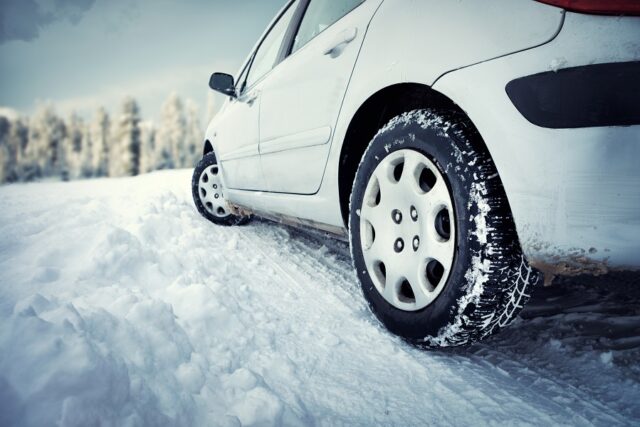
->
[323, 28, 358, 56]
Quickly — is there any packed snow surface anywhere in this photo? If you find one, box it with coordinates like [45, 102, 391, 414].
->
[0, 170, 639, 426]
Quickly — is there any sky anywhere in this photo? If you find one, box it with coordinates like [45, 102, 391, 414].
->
[0, 0, 285, 121]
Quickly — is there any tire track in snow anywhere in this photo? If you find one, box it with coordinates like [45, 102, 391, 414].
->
[274, 227, 634, 425]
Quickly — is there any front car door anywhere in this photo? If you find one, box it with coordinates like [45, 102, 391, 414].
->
[258, 0, 383, 194]
[215, 1, 299, 191]
[213, 63, 261, 190]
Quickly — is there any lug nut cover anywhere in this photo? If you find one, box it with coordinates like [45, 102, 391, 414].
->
[392, 209, 402, 224]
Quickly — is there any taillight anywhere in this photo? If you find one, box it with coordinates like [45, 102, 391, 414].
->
[536, 0, 640, 15]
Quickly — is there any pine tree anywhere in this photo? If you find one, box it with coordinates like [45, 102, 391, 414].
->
[184, 99, 203, 168]
[110, 97, 141, 177]
[0, 116, 10, 183]
[26, 104, 66, 179]
[90, 107, 110, 177]
[64, 113, 85, 180]
[155, 93, 185, 169]
[138, 121, 156, 174]
[9, 117, 29, 182]
[80, 124, 93, 178]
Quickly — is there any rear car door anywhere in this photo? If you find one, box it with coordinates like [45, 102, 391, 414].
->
[258, 0, 383, 194]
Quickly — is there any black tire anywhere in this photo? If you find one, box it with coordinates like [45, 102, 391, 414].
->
[192, 152, 251, 226]
[349, 109, 541, 348]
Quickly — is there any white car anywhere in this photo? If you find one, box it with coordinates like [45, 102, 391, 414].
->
[192, 0, 640, 347]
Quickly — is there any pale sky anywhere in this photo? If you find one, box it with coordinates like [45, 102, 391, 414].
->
[0, 0, 285, 121]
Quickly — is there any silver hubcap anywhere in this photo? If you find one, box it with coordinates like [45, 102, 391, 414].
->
[198, 165, 229, 218]
[360, 149, 455, 311]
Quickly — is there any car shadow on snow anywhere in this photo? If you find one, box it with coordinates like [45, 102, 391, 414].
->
[479, 271, 640, 352]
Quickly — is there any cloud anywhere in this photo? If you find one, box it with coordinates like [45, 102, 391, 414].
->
[0, 0, 96, 44]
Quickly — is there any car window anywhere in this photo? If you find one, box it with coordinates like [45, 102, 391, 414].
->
[291, 0, 364, 54]
[245, 1, 299, 89]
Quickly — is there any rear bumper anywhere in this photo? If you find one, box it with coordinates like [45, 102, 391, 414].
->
[434, 12, 640, 273]
[505, 126, 640, 273]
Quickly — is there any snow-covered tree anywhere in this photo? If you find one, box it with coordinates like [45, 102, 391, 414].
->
[110, 97, 141, 177]
[8, 117, 29, 182]
[184, 99, 203, 168]
[155, 93, 185, 170]
[25, 104, 66, 179]
[138, 121, 156, 174]
[80, 124, 93, 177]
[64, 113, 85, 180]
[0, 116, 10, 183]
[90, 107, 110, 177]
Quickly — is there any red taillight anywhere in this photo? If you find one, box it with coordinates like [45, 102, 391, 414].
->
[536, 0, 640, 15]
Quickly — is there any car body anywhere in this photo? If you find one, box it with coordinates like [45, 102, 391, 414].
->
[195, 0, 640, 345]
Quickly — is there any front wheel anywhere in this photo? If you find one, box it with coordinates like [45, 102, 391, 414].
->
[192, 152, 251, 226]
[349, 109, 540, 348]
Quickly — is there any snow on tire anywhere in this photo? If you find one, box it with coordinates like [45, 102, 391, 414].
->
[349, 109, 541, 348]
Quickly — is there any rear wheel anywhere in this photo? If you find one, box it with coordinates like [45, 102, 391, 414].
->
[192, 152, 251, 226]
[349, 109, 540, 348]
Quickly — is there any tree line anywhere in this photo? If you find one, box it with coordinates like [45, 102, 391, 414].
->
[0, 93, 206, 184]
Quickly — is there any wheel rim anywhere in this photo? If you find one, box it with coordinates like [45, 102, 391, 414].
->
[198, 164, 229, 218]
[359, 149, 456, 311]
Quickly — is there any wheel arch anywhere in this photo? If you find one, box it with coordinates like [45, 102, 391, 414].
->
[203, 140, 214, 156]
[337, 83, 496, 228]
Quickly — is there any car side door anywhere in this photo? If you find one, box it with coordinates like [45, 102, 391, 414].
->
[258, 0, 383, 194]
[215, 1, 300, 191]
[213, 63, 262, 190]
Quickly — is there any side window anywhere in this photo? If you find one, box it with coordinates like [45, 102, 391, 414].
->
[245, 1, 299, 89]
[291, 0, 364, 54]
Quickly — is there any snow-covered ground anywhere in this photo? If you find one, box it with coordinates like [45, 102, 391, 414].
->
[0, 170, 638, 427]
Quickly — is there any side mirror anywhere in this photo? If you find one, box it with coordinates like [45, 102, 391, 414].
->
[209, 73, 236, 98]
